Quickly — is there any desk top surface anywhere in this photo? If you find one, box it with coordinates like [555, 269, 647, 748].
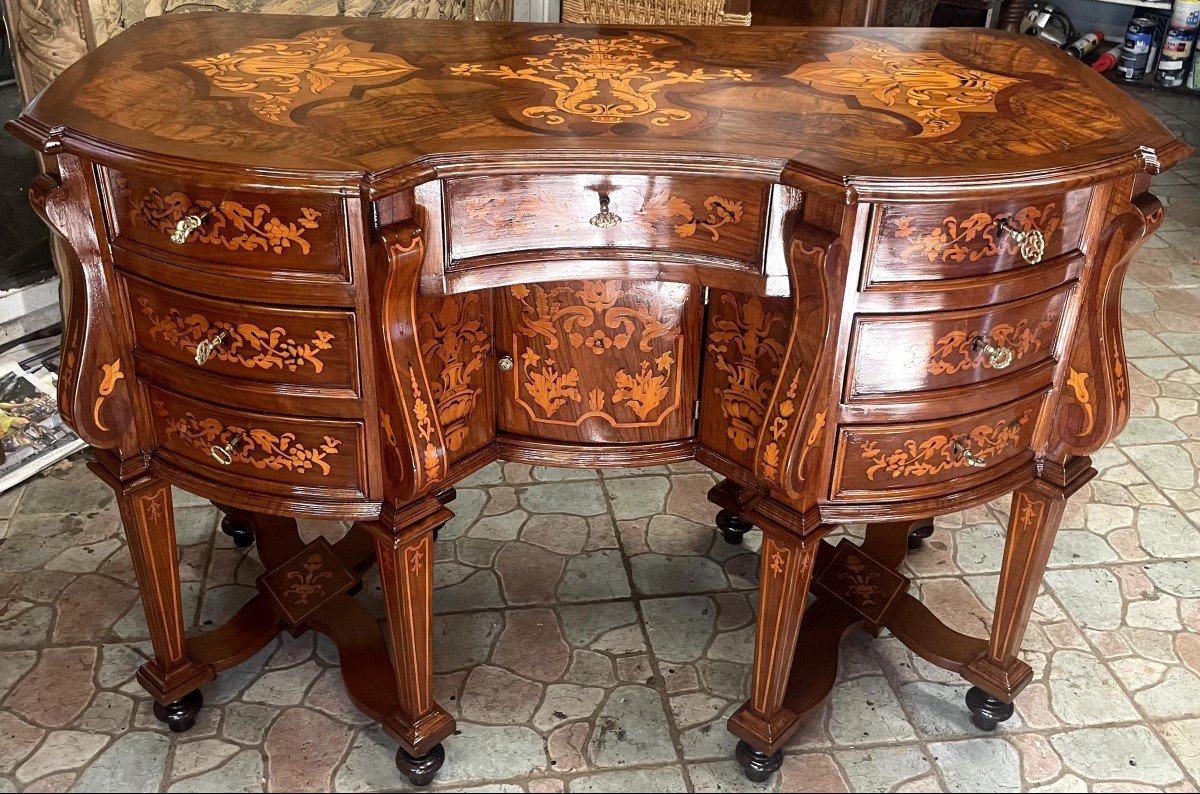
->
[13, 14, 1187, 189]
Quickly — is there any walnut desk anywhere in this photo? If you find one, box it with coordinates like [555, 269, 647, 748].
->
[9, 15, 1188, 786]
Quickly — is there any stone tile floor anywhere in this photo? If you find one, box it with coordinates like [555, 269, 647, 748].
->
[2, 86, 1200, 794]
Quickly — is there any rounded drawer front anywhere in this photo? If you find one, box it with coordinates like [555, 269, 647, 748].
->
[102, 168, 347, 280]
[444, 174, 769, 271]
[125, 275, 359, 395]
[148, 386, 366, 497]
[864, 189, 1091, 286]
[846, 284, 1072, 401]
[831, 391, 1045, 502]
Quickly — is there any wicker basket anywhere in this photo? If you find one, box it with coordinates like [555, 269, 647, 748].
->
[561, 0, 750, 26]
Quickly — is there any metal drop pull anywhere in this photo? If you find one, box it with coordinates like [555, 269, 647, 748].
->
[210, 435, 244, 466]
[972, 335, 1014, 370]
[170, 212, 207, 245]
[497, 355, 514, 372]
[951, 440, 987, 468]
[589, 195, 622, 229]
[998, 218, 1045, 265]
[194, 330, 227, 366]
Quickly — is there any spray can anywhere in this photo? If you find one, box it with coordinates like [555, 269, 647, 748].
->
[1118, 16, 1157, 80]
[1066, 31, 1105, 58]
[1092, 50, 1118, 73]
[1155, 0, 1200, 87]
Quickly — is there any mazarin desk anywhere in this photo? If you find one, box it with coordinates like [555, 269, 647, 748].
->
[9, 15, 1189, 785]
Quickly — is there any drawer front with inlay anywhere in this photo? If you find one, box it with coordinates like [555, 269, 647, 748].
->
[445, 174, 768, 269]
[102, 168, 347, 278]
[865, 189, 1091, 285]
[846, 284, 1073, 400]
[831, 391, 1045, 502]
[148, 386, 366, 495]
[125, 276, 359, 394]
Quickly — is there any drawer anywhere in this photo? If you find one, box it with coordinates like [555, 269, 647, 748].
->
[148, 386, 366, 497]
[444, 174, 768, 270]
[831, 392, 1044, 502]
[846, 284, 1072, 400]
[125, 275, 359, 395]
[865, 189, 1091, 285]
[102, 168, 347, 280]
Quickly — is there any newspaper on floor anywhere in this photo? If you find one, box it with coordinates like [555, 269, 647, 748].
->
[0, 332, 85, 493]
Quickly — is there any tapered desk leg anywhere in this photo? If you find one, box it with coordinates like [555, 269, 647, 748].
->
[366, 498, 456, 787]
[728, 526, 824, 782]
[963, 477, 1071, 729]
[102, 468, 212, 730]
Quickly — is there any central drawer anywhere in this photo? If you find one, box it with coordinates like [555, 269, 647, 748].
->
[444, 174, 769, 271]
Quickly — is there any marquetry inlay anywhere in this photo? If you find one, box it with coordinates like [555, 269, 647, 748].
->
[815, 540, 908, 625]
[1066, 367, 1094, 436]
[158, 405, 343, 475]
[926, 317, 1056, 375]
[451, 33, 752, 131]
[184, 28, 417, 125]
[407, 366, 442, 482]
[93, 359, 124, 432]
[507, 280, 686, 427]
[785, 39, 1024, 138]
[261, 537, 356, 627]
[124, 184, 322, 256]
[707, 293, 786, 452]
[137, 298, 335, 373]
[419, 293, 491, 452]
[892, 204, 1061, 264]
[859, 408, 1033, 481]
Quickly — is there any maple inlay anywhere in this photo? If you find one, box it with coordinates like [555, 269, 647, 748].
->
[785, 39, 1024, 138]
[185, 28, 417, 125]
[451, 33, 752, 130]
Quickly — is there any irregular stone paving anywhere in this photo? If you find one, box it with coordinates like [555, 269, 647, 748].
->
[1, 88, 1199, 794]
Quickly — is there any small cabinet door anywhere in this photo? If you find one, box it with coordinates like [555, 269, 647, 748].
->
[495, 279, 702, 444]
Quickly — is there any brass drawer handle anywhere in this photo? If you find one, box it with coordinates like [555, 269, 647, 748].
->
[194, 331, 227, 366]
[210, 435, 244, 466]
[972, 336, 1014, 370]
[998, 218, 1045, 265]
[951, 440, 987, 468]
[170, 212, 207, 245]
[497, 354, 514, 372]
[589, 195, 622, 229]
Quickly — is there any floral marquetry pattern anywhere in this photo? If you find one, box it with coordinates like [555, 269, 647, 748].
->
[926, 317, 1056, 375]
[893, 204, 1061, 264]
[859, 408, 1034, 481]
[656, 194, 744, 242]
[418, 294, 491, 452]
[507, 281, 686, 427]
[707, 293, 786, 452]
[451, 33, 752, 130]
[137, 298, 335, 373]
[160, 408, 343, 476]
[125, 184, 322, 256]
[92, 359, 124, 433]
[284, 553, 333, 607]
[785, 39, 1024, 138]
[1066, 367, 1095, 437]
[184, 28, 417, 125]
